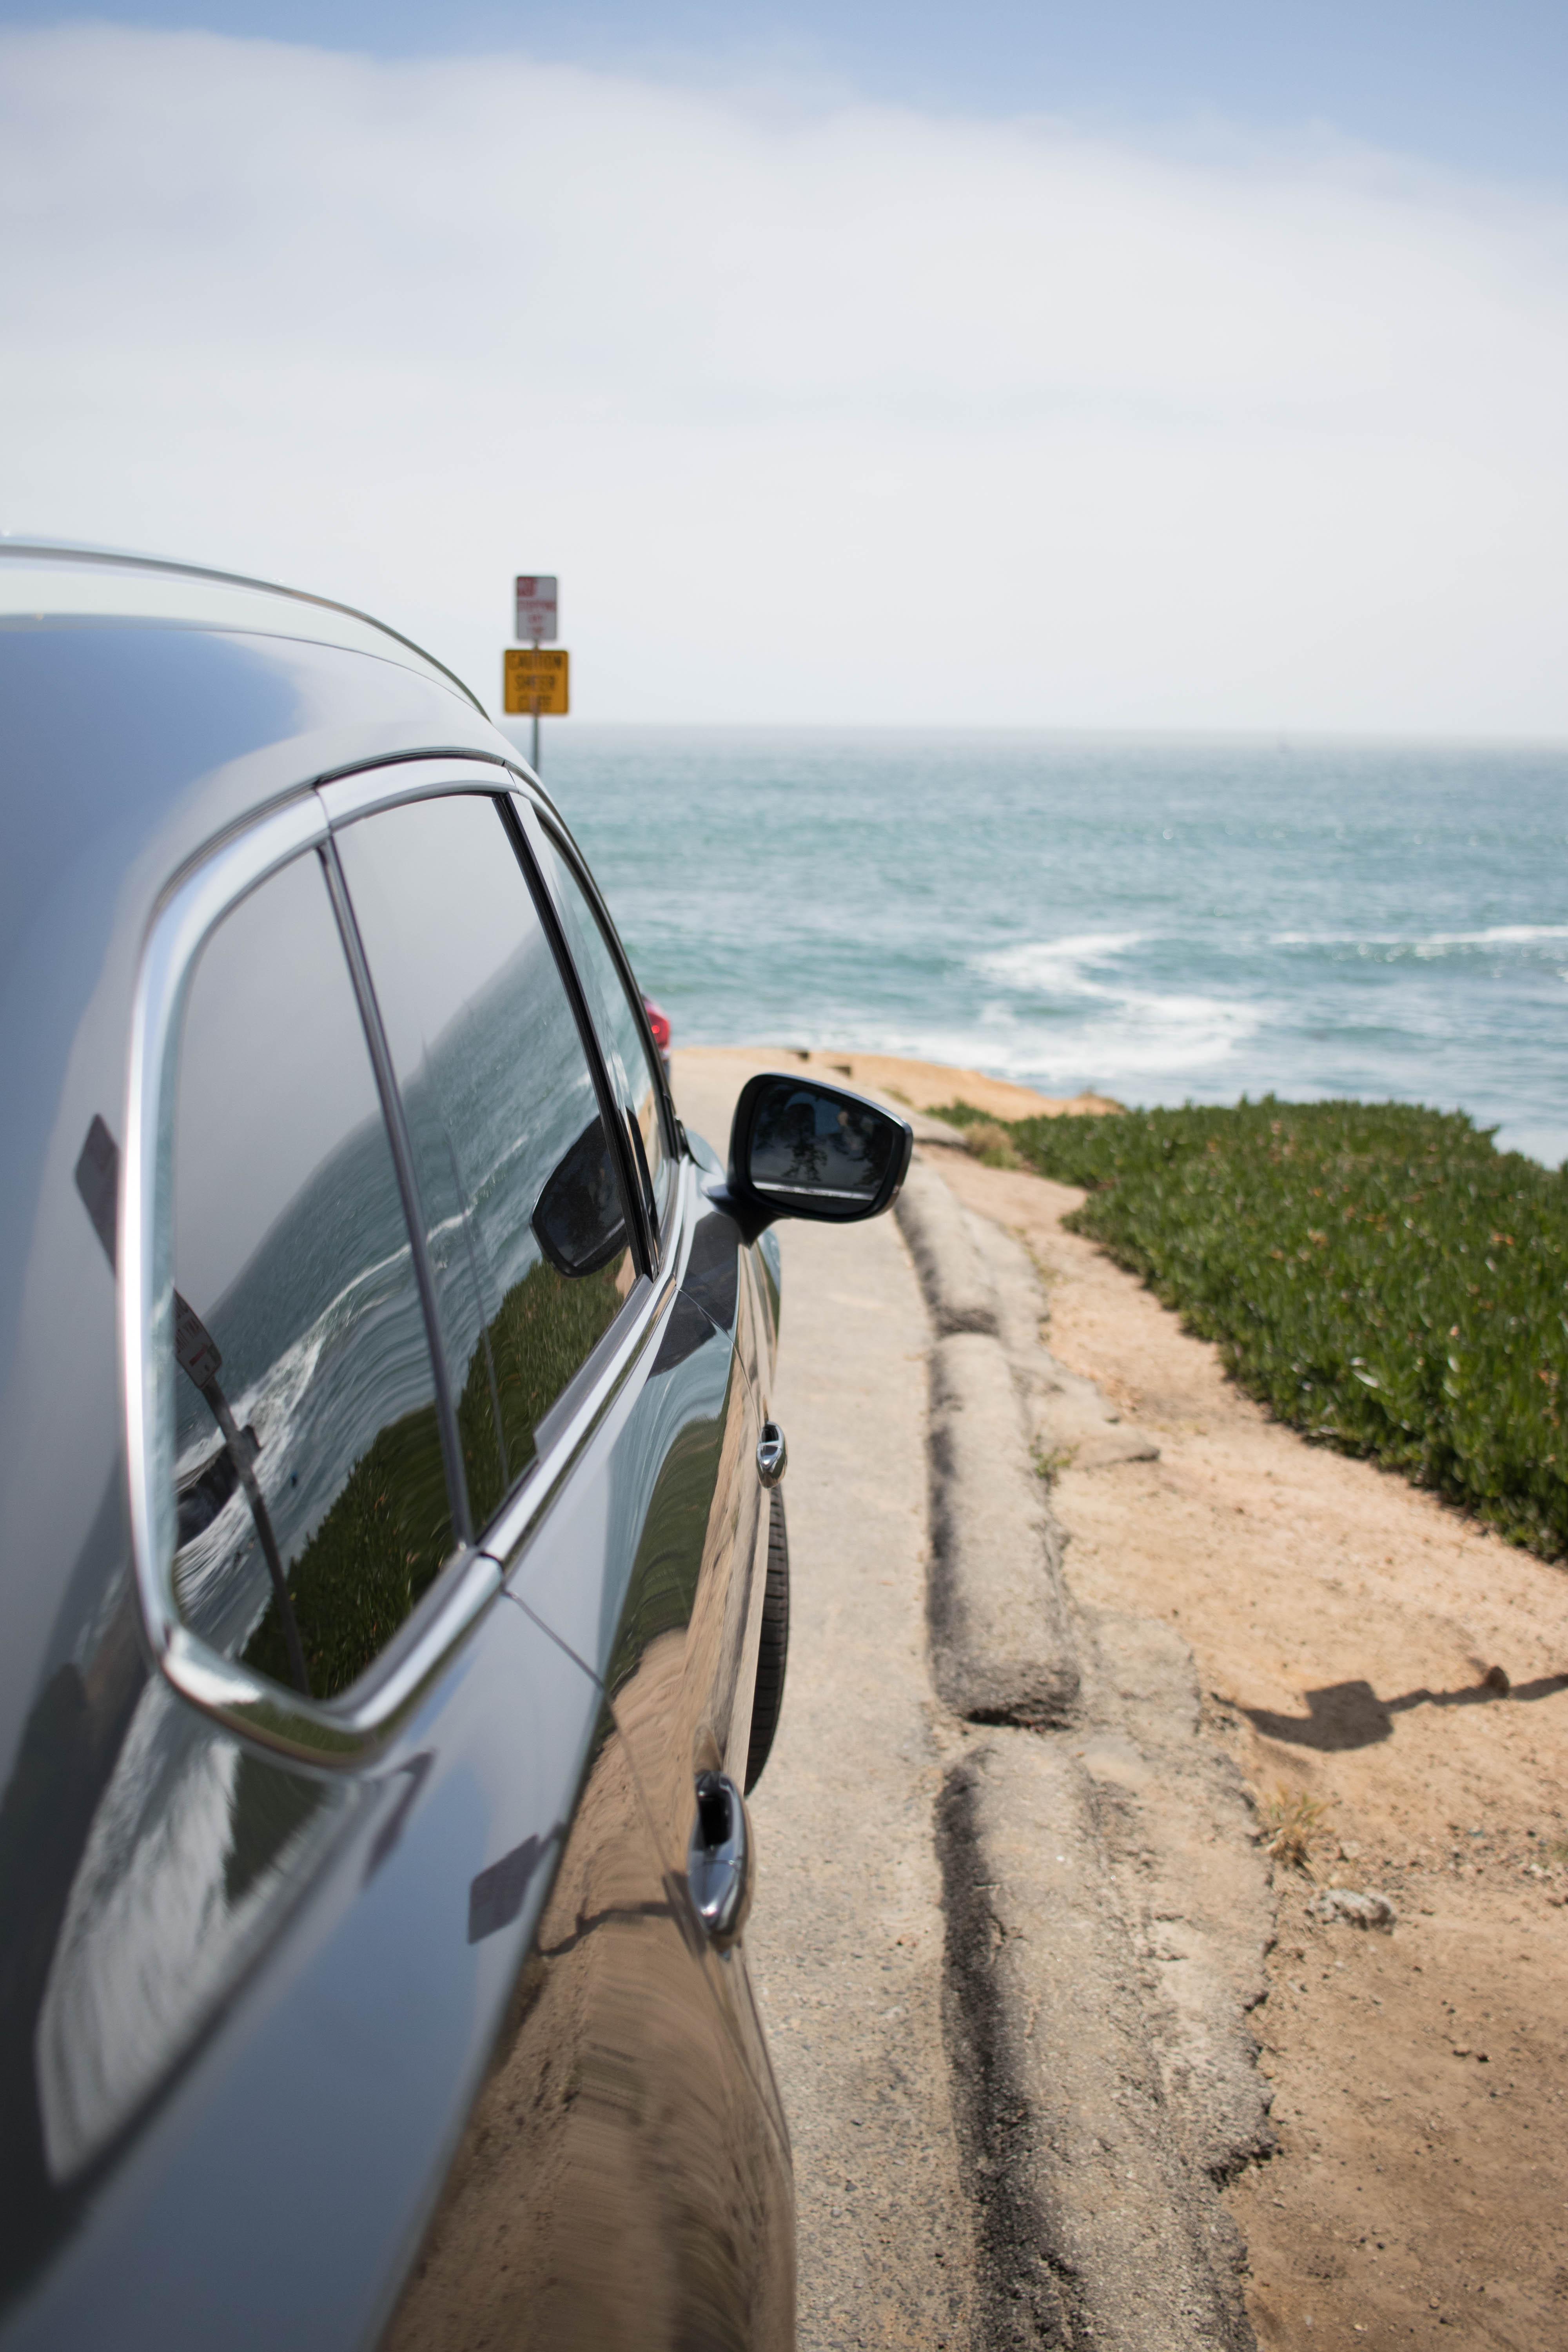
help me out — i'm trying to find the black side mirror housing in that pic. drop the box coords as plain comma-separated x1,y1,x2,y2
533,1115,631,1277
712,1073,913,1241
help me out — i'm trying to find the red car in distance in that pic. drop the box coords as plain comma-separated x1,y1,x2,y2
642,993,671,1076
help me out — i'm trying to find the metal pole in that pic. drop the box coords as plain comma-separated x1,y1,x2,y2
198,1374,312,1697
531,634,541,773
73,1119,311,1694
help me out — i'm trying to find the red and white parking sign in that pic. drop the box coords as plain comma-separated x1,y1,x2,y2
514,575,558,643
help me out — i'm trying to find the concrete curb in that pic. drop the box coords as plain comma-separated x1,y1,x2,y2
895,1154,1002,1338
927,1332,1079,1727
897,1156,1081,1727
939,1742,1256,2352
897,1147,1271,2352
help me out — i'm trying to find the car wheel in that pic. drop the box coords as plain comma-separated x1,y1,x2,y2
744,1487,790,1793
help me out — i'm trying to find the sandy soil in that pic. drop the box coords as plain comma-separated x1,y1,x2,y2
935,1145,1568,2352
676,1044,1120,1127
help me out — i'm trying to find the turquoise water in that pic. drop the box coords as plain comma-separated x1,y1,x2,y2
524,729,1568,1167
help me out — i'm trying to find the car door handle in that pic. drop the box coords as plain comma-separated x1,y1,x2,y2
687,1772,753,1950
756,1421,787,1487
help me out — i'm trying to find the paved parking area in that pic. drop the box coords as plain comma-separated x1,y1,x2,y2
675,1053,975,2352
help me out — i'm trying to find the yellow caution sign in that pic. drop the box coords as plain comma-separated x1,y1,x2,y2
503,647,570,715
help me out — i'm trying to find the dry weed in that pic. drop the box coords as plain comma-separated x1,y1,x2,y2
964,1120,1021,1170
1258,1787,1332,1876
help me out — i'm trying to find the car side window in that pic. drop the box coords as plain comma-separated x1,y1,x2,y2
333,793,637,1532
529,819,674,1246
169,851,457,1704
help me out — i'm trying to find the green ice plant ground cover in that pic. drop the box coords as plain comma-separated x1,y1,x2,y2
933,1097,1568,1563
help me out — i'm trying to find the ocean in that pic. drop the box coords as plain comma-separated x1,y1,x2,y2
523,729,1568,1169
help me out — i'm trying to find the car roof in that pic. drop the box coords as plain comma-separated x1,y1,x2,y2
0,537,483,714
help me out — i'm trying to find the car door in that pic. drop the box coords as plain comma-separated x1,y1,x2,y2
506,796,784,2082
315,767,793,2349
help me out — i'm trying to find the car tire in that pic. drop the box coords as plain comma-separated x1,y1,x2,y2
744,1487,790,1794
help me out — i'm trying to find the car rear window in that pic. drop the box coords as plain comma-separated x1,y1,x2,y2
334,793,637,1532
169,850,457,1703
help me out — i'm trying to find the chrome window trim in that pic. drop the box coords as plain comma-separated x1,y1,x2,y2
123,786,693,1768
497,791,661,1282
316,755,512,829
508,793,678,1265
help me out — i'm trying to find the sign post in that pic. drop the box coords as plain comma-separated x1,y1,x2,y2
510,574,561,773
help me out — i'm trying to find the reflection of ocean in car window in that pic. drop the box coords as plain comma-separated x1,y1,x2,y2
170,852,453,1696
400,925,599,1309
335,796,635,1530
171,1101,434,1657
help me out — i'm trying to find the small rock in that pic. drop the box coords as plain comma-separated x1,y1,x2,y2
1309,1887,1397,1932
1338,1840,1363,1862
1483,1664,1511,1695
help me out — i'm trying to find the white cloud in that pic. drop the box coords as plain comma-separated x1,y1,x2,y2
3,24,1568,727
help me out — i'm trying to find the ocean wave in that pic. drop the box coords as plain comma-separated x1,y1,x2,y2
1273,924,1568,956
976,933,1144,998
858,980,1265,1089
963,929,1261,1080
1055,995,1264,1078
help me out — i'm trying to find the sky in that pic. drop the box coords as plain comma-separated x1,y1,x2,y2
3,3,1567,728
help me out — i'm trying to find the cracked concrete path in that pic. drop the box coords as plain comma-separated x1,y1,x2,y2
676,1053,977,2352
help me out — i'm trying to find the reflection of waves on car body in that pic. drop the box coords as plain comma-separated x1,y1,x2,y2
34,1673,350,2184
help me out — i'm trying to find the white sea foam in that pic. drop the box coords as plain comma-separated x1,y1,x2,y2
1273,924,1568,954
977,932,1145,997
1054,994,1264,1079
965,929,1263,1082
1414,925,1568,956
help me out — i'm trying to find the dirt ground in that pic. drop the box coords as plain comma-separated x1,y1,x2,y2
685,1044,1120,1126
935,1145,1568,2352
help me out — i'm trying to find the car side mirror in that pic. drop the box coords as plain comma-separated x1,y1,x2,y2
533,1115,630,1277
718,1073,913,1240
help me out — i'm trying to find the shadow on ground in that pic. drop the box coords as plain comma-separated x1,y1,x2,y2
1240,1672,1568,1751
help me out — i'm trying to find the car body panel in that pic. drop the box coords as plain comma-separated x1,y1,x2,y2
380,1686,793,2352
6,1589,603,2352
